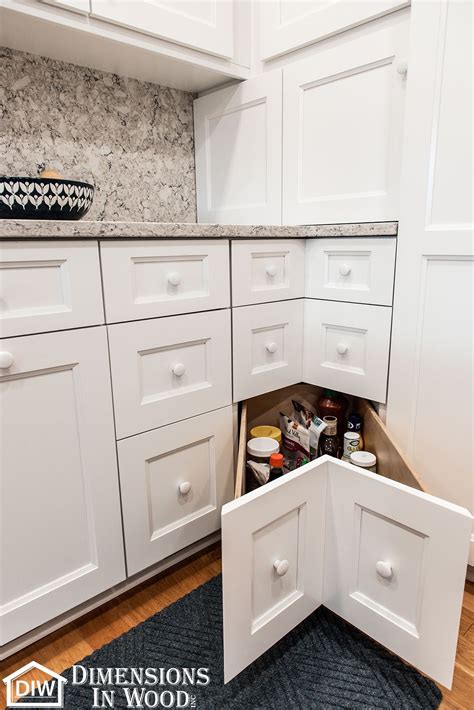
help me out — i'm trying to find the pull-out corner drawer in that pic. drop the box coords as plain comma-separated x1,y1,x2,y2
0,241,104,338
231,239,305,306
118,406,234,576
232,299,304,402
108,309,232,439
303,299,391,402
305,238,396,306
100,240,230,323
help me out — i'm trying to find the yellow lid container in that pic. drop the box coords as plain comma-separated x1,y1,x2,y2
249,425,282,445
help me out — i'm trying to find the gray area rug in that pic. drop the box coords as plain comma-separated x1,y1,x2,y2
14,575,442,708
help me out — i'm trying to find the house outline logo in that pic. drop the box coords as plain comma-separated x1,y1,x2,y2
3,661,67,708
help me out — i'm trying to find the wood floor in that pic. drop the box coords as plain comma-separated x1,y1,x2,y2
1,545,472,709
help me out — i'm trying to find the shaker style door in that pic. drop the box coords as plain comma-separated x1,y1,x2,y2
222,459,328,682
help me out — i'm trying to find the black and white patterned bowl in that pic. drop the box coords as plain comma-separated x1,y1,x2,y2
0,177,95,220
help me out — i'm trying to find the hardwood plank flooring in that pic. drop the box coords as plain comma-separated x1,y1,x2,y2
1,547,472,709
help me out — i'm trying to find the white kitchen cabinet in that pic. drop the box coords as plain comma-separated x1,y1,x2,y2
231,240,305,306
222,456,472,687
259,0,408,61
90,0,233,59
40,0,90,13
283,24,408,224
118,407,234,576
303,299,392,402
108,309,232,439
194,71,283,225
232,299,304,402
100,240,230,323
305,238,396,306
0,327,125,644
0,241,104,338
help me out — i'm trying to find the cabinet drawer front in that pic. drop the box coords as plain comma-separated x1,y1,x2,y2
101,241,230,323
305,238,396,306
0,242,104,338
232,240,305,306
108,309,232,439
232,300,304,402
303,300,391,402
118,407,234,576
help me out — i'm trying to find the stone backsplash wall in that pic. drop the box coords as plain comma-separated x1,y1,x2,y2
0,48,196,222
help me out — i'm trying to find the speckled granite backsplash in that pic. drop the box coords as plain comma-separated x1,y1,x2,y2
0,48,197,222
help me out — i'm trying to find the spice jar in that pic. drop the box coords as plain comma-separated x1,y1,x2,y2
343,431,361,461
318,416,339,457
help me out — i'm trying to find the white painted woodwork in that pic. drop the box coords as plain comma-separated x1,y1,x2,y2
90,0,233,59
323,458,472,689
222,458,327,683
232,299,304,402
222,456,472,687
0,327,125,644
305,238,396,306
303,300,392,402
0,242,104,338
231,240,305,306
282,24,408,224
386,0,474,564
100,241,230,323
194,71,283,225
259,0,408,60
108,309,232,439
118,407,234,576
40,0,90,13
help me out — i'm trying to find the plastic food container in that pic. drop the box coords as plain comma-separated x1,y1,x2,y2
247,437,280,464
349,450,377,472
250,425,282,445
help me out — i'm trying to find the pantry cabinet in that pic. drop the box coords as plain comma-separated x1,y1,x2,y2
0,327,125,644
222,456,472,688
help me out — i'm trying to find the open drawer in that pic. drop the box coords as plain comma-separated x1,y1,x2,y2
222,385,472,688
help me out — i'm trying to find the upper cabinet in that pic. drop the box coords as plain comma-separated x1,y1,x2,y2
259,0,408,60
90,0,233,59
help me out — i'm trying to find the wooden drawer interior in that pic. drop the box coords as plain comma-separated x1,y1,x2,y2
234,383,425,500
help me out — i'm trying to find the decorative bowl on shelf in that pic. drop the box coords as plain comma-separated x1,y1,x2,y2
0,177,95,220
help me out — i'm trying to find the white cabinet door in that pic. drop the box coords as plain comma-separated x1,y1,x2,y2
222,457,472,687
222,459,327,683
259,0,407,60
90,0,233,59
194,71,282,225
41,0,90,13
0,327,125,644
303,299,392,402
108,309,232,439
119,407,234,576
100,240,230,323
232,299,304,402
283,24,408,224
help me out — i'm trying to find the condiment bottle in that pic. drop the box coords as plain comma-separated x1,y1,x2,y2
342,431,361,461
317,389,347,436
269,453,284,482
347,413,364,448
318,416,339,457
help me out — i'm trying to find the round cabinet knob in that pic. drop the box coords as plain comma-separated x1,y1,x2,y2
336,342,348,355
172,363,186,377
266,264,277,277
339,263,351,276
179,481,192,495
0,351,14,369
167,271,181,287
396,60,408,75
376,560,393,580
266,342,278,354
273,559,289,577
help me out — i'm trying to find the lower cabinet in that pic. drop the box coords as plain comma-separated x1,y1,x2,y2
117,407,234,576
0,327,125,645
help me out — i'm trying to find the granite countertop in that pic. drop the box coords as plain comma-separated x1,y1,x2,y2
0,220,397,239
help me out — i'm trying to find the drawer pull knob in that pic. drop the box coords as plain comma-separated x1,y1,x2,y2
0,351,14,369
179,481,191,495
167,271,181,287
266,264,277,277
273,559,289,577
339,263,351,276
266,342,278,354
376,560,393,579
336,342,348,355
172,363,186,377
396,60,408,75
